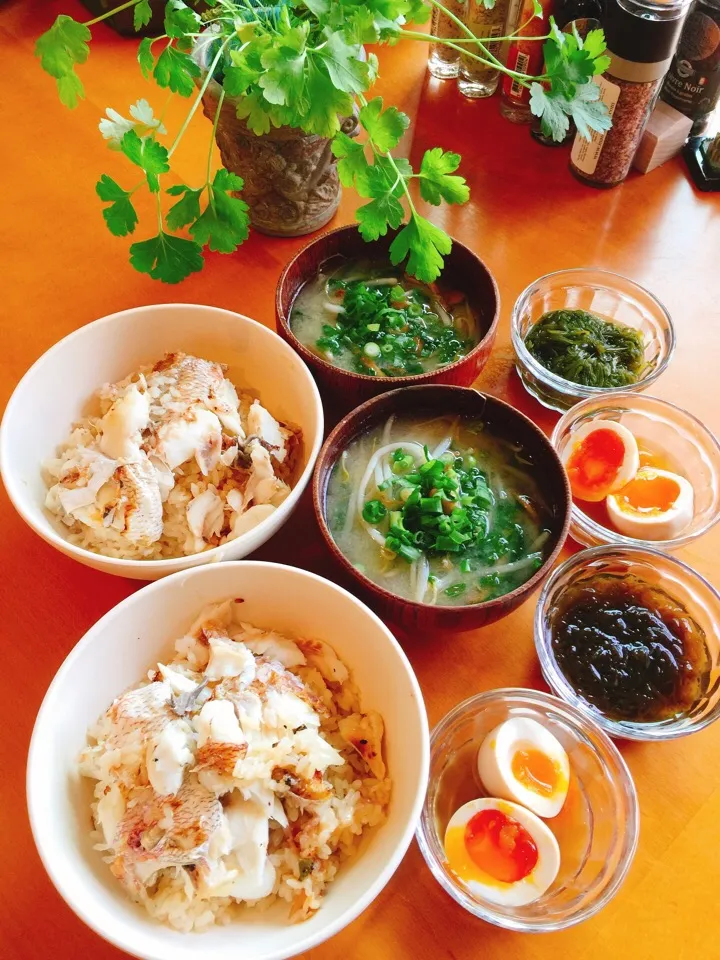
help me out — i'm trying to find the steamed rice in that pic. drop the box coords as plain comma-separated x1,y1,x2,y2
43,352,302,560
79,600,391,930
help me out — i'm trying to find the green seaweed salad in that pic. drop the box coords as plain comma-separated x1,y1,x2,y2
291,260,476,377
524,309,647,388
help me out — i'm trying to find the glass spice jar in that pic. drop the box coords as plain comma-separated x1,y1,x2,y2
570,0,690,188
499,0,555,122
458,0,512,98
428,0,466,80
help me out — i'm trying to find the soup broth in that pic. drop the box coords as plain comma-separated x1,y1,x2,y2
326,414,552,607
290,258,477,377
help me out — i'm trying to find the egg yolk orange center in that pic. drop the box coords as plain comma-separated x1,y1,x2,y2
566,429,626,496
463,809,538,883
511,747,560,798
615,472,680,514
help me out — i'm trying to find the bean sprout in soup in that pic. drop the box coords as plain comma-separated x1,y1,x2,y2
326,414,552,606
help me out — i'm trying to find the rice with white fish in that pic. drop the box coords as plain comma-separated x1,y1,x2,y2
43,352,301,560
80,600,391,931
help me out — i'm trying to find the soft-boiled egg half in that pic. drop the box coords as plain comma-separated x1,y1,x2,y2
444,797,560,906
607,466,694,540
477,717,570,819
563,421,640,502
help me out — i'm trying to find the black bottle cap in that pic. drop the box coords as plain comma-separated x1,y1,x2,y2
604,0,687,63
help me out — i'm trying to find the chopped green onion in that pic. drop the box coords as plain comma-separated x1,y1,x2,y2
364,342,380,358
445,583,467,598
362,500,387,524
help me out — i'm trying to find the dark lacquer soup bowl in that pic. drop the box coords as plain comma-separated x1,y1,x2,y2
313,385,572,633
276,225,500,414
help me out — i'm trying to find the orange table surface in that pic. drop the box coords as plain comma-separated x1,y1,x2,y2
2,3,720,959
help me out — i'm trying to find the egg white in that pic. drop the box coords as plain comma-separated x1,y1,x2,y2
562,420,640,502
606,467,694,541
444,797,561,907
477,718,570,819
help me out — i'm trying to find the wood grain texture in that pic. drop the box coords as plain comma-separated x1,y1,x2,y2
2,2,720,959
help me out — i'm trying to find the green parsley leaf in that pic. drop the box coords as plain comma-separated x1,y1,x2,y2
164,0,201,39
318,30,370,95
120,129,170,192
417,148,469,206
303,0,330,15
223,59,260,98
138,37,155,79
35,15,91,108
531,0,542,14
389,214,452,284
235,90,272,135
153,44,201,97
359,97,410,153
190,169,250,253
331,132,371,190
548,15,565,46
166,184,203,230
568,81,612,139
303,60,353,137
133,0,153,31
529,82,570,141
259,25,308,110
129,231,204,283
96,175,138,237
356,192,405,241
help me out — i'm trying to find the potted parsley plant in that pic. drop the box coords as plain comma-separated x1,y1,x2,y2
36,0,612,284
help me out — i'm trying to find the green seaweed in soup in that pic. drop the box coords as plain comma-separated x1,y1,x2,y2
326,415,552,607
290,259,476,377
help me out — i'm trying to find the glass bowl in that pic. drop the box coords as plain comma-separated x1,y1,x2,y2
511,268,675,412
535,546,720,742
416,688,639,932
551,393,720,551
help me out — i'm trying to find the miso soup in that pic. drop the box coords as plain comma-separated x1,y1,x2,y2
291,258,477,377
326,414,552,607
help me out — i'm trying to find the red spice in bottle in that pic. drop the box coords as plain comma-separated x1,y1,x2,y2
500,0,554,123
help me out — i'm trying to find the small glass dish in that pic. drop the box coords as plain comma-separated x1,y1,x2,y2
535,546,720,742
511,268,675,412
416,688,639,932
551,393,720,551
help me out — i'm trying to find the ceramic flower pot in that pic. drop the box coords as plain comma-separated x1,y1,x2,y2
199,78,355,237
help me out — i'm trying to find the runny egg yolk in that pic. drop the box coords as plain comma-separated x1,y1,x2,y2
614,471,680,514
455,809,539,884
565,428,626,499
511,748,561,799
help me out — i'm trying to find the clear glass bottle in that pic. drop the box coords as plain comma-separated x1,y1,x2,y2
458,0,511,99
428,1,466,80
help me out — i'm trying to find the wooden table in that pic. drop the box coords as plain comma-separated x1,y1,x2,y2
2,3,719,958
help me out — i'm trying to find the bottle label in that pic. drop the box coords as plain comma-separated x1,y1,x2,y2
661,5,720,119
570,75,621,174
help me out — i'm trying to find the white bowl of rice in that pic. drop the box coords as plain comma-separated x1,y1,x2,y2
27,561,429,960
0,304,323,579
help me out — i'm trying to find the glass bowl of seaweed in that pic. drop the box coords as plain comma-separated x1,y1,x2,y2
511,268,675,412
535,545,720,741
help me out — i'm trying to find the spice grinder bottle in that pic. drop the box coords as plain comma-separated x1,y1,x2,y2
570,0,689,188
499,0,555,122
428,0,466,80
661,0,720,134
458,0,512,98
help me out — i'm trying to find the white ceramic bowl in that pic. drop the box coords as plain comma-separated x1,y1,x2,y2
27,561,429,960
0,304,323,579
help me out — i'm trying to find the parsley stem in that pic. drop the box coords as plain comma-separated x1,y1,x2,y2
167,35,231,159
206,88,225,186
83,0,142,27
